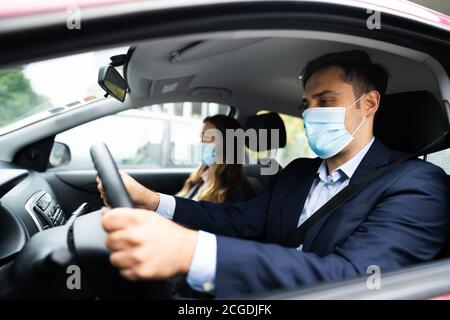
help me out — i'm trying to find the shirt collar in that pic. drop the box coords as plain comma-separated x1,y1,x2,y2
317,137,375,183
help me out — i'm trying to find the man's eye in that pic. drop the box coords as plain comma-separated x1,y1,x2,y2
319,99,333,106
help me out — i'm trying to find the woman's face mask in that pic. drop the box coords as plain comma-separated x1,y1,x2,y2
302,95,366,159
199,121,219,166
200,143,216,166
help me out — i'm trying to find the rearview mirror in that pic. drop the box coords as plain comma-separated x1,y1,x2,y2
49,142,71,168
98,65,127,102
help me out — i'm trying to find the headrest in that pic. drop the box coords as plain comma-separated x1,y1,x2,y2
374,91,449,154
244,112,287,151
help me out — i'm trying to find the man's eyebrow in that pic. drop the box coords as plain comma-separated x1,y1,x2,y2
302,90,340,105
303,90,340,101
314,90,340,98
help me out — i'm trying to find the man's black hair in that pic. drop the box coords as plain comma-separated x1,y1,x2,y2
302,50,390,99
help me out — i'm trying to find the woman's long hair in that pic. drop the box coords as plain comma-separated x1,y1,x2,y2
177,115,247,203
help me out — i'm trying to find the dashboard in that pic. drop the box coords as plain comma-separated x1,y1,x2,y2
0,163,67,265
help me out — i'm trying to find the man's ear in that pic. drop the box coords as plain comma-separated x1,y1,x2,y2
363,91,381,117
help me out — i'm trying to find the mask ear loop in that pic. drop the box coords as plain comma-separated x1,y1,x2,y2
345,94,366,136
351,116,366,136
345,94,364,111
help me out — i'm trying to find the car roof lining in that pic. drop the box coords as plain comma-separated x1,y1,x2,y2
126,30,442,120
1,29,449,163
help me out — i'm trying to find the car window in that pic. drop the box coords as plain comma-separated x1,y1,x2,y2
426,148,450,174
53,102,230,170
0,46,128,136
247,110,315,167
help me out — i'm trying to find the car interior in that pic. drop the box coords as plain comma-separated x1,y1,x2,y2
0,28,450,299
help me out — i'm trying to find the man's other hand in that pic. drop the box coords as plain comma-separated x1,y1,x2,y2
96,172,160,211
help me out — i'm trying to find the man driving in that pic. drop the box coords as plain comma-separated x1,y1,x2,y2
98,50,450,298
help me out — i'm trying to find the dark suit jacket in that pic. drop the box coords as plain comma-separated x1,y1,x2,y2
172,139,450,298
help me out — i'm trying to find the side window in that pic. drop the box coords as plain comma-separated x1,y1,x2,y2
54,102,230,170
426,149,450,174
247,110,315,167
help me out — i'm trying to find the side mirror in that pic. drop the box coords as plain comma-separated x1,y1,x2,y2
49,142,71,168
98,65,127,102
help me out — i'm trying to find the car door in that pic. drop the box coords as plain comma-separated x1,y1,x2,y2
43,102,231,214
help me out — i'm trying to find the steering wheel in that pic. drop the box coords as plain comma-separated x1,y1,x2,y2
67,143,170,298
2,143,169,299
90,143,134,208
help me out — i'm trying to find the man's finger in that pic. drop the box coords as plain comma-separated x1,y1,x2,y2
101,210,147,232
120,268,139,281
97,182,105,192
100,194,108,206
109,250,136,269
100,194,110,207
105,229,140,251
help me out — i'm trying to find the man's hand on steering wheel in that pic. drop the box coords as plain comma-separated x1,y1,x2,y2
96,171,160,211
90,143,199,284
101,207,198,281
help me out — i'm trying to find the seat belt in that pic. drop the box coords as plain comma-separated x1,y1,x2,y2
286,132,450,248
187,181,203,199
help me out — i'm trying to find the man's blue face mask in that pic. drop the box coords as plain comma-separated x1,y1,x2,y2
302,95,365,159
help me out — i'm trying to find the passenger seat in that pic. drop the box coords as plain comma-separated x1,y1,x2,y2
374,90,450,259
243,112,287,195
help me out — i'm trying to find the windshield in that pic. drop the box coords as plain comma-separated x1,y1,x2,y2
0,46,128,135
